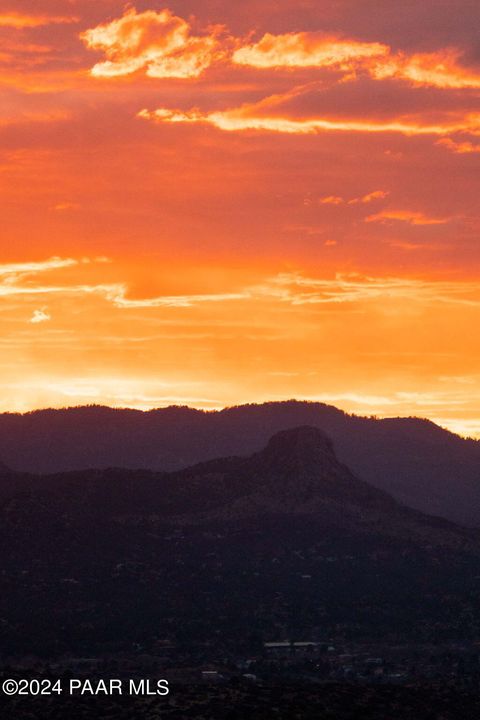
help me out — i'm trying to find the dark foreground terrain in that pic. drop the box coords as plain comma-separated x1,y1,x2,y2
2,679,480,720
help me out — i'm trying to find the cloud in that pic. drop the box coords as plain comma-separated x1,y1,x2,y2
0,257,248,308
0,282,118,300
81,13,480,95
30,309,51,324
437,138,480,154
138,105,480,137
105,273,480,312
3,260,479,314
349,190,389,204
0,257,77,280
0,13,78,29
320,190,388,205
365,210,450,226
233,33,388,70
108,287,249,309
1,280,244,307
373,50,480,89
264,272,480,308
233,32,480,90
320,195,344,205
51,202,80,212
0,257,114,301
81,8,223,79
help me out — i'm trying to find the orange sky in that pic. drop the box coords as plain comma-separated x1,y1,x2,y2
1,0,480,436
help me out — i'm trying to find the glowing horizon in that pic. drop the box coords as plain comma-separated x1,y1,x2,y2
1,2,480,437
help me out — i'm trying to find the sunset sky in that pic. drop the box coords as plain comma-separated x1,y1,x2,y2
1,0,480,436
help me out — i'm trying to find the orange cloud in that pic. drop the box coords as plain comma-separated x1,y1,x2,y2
109,287,249,309
320,191,388,205
233,33,388,70
233,32,480,90
81,8,223,79
349,190,389,204
0,13,78,28
373,50,480,89
365,210,450,226
320,195,344,205
81,13,480,98
437,137,480,154
51,202,80,212
138,106,480,137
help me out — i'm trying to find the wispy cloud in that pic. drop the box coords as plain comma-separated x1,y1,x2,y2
2,260,480,316
320,190,388,205
107,273,480,311
0,13,78,29
365,210,450,226
0,257,77,279
108,287,250,308
138,106,480,138
0,258,248,308
264,272,480,307
0,258,110,300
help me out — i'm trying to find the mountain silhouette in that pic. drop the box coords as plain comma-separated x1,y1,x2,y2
0,402,479,525
0,426,474,546
1,427,479,660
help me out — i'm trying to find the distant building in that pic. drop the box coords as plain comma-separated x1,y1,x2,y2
264,641,319,657
201,670,223,683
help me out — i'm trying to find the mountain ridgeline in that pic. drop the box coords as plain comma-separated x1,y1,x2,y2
0,401,479,525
